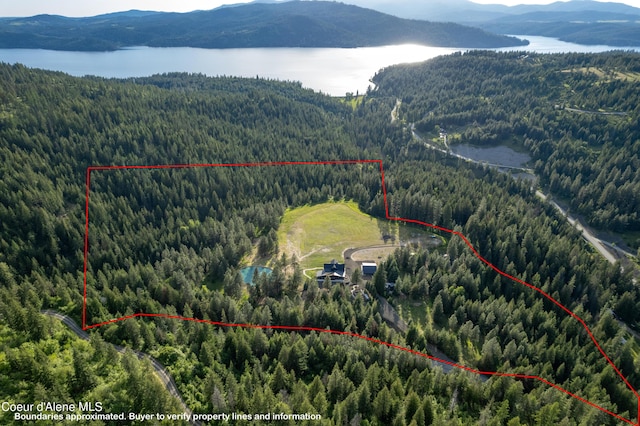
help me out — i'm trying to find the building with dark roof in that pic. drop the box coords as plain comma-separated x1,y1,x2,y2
316,259,346,286
361,262,377,275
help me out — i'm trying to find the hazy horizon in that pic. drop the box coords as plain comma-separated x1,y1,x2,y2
1,0,639,18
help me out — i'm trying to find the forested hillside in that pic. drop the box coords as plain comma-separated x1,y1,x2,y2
1,61,639,424
372,51,640,238
0,1,526,51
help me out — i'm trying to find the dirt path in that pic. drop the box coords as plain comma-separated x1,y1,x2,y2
303,267,322,279
391,98,401,123
376,295,407,333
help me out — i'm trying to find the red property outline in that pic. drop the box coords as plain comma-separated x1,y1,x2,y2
83,160,639,425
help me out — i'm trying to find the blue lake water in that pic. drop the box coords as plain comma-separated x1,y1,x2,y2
1,36,637,96
0,44,457,96
240,266,272,285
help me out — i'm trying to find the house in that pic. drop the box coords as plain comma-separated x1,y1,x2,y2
316,259,346,285
361,262,377,276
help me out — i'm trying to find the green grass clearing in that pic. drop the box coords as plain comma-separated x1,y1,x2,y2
277,200,401,269
340,95,365,110
562,67,640,82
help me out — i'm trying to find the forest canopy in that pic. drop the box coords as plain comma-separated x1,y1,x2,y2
1,56,639,425
371,50,640,237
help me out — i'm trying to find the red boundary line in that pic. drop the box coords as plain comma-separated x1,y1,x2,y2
82,159,640,425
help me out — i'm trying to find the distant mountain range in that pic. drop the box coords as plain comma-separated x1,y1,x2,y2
349,0,640,47
0,1,527,51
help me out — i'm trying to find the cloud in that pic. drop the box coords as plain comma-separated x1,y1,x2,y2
0,0,252,17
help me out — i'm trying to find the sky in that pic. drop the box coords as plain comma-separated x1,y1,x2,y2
1,0,640,17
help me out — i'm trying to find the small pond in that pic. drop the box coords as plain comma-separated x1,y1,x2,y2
450,144,531,169
240,266,273,285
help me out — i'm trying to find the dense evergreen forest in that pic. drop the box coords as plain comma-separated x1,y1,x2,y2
0,56,639,425
371,51,640,238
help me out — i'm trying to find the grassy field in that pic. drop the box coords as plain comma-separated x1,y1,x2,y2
562,67,640,83
277,200,400,269
340,95,365,110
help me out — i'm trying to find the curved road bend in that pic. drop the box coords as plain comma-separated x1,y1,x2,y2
409,118,631,265
412,123,627,265
41,310,200,426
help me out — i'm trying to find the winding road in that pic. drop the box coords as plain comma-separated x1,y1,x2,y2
41,310,200,426
409,120,634,266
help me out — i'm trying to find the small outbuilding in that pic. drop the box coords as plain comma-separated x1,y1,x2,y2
361,262,377,275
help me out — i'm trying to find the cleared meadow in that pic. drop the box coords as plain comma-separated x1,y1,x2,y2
277,200,397,269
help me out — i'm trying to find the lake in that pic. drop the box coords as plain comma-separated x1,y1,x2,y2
450,144,531,170
0,44,457,96
449,143,537,181
1,36,638,96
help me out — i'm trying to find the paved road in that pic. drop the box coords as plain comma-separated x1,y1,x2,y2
41,310,200,426
42,310,90,339
412,124,534,174
414,128,631,266
410,117,635,264
535,191,619,264
411,121,634,266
